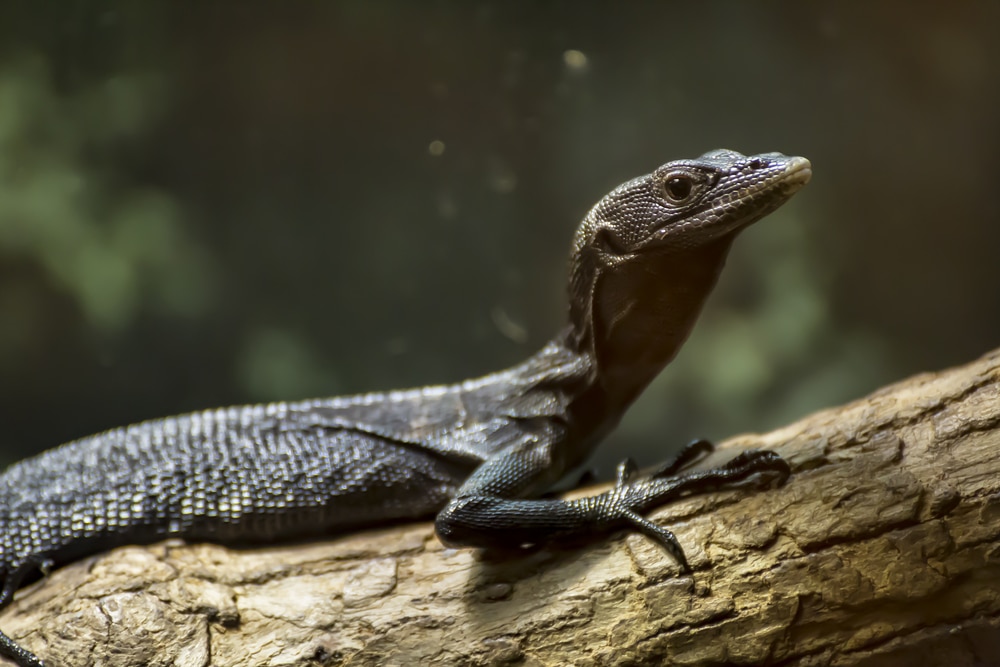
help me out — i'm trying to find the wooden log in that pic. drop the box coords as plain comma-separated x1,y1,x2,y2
4,349,1000,666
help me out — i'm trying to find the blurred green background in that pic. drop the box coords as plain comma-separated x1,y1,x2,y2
0,2,997,476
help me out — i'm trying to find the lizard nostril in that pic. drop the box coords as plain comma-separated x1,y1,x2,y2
748,157,765,170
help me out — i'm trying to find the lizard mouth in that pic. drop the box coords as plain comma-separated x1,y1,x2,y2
781,157,813,190
735,155,813,209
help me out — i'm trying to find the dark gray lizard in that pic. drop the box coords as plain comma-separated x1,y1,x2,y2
0,149,811,666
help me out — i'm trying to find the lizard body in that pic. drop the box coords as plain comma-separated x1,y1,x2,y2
0,149,810,666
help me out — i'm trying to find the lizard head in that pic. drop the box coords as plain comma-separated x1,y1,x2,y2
566,150,811,403
571,149,811,260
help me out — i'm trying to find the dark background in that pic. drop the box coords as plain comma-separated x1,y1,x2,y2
0,2,997,475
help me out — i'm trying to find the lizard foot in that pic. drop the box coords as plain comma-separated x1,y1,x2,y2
603,448,791,571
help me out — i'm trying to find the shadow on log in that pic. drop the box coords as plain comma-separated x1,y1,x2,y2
3,349,1000,666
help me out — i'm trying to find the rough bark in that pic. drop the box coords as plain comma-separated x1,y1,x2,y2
3,349,1000,667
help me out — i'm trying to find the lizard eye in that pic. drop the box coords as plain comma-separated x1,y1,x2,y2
663,176,694,202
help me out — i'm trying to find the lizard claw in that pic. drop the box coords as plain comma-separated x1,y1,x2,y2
618,507,691,572
615,458,639,486
718,449,791,489
613,438,714,489
649,438,715,479
602,447,790,570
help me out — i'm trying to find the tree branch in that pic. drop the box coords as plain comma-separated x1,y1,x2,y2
4,349,1000,666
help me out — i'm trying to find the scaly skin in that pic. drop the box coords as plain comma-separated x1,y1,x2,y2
0,150,810,666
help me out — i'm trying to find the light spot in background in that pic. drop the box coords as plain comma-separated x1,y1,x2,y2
563,49,588,71
428,140,445,156
491,306,528,344
487,158,517,194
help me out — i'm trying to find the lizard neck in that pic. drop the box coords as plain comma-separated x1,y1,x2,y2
505,235,737,449
564,234,736,417
496,151,810,450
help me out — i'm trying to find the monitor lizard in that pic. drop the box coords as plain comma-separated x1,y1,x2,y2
0,149,811,666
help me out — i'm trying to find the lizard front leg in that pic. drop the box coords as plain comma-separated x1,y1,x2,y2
434,440,790,570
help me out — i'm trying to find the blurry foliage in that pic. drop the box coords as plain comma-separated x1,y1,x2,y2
0,56,214,332
239,328,340,401
0,2,997,474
